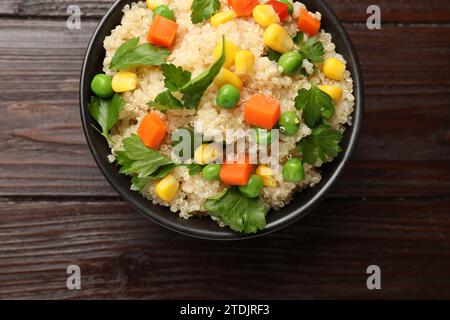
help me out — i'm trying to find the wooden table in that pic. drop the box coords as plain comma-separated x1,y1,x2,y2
0,0,449,299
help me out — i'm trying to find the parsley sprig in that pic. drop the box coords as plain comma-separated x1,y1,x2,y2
191,0,220,24
295,85,334,128
109,37,170,71
115,134,174,192
298,36,325,63
298,125,343,165
204,188,266,234
88,94,125,142
148,36,226,109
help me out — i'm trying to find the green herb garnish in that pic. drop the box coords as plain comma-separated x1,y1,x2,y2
88,94,125,141
109,37,170,71
161,63,192,91
293,32,304,45
130,163,178,192
115,134,173,179
294,85,334,127
298,125,343,165
267,48,282,62
204,188,266,234
186,163,204,176
147,37,226,110
191,0,220,24
298,36,325,63
180,36,226,108
148,90,184,111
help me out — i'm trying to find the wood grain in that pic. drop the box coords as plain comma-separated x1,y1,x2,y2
0,198,449,299
0,20,449,197
2,0,450,22
0,0,450,300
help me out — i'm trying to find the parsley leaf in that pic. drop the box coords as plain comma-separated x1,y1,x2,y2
191,0,220,24
109,37,170,71
88,94,125,141
298,125,343,165
298,36,325,63
186,163,204,175
130,164,177,192
115,134,173,179
204,188,266,234
267,48,282,62
293,32,304,45
148,90,184,111
180,36,226,108
294,85,334,128
161,64,192,91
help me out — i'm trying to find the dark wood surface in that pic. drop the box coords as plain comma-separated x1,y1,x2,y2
0,0,449,299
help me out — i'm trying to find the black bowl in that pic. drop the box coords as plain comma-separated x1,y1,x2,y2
80,0,364,240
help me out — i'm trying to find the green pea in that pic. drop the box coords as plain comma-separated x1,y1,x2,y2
90,74,114,98
252,128,272,145
216,84,241,109
278,51,303,76
153,5,175,21
278,112,300,136
279,0,294,15
282,158,304,183
202,164,221,181
239,175,264,198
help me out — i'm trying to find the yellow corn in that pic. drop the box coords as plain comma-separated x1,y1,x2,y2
213,39,239,69
194,144,221,165
211,10,237,27
256,165,277,187
319,85,343,102
253,4,280,27
323,57,346,80
146,0,165,10
155,174,179,203
111,71,138,93
263,23,294,54
214,68,243,90
235,50,255,75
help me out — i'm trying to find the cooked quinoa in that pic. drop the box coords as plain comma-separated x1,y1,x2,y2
93,0,354,232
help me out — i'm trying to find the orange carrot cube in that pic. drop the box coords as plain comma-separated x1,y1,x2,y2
220,155,254,186
137,112,167,149
244,94,281,130
147,15,178,48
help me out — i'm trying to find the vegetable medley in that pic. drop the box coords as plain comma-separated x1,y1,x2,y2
88,0,354,234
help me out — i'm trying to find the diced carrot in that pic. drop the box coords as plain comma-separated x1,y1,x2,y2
227,0,259,17
266,0,289,22
244,94,281,130
137,112,167,149
297,8,320,36
220,155,254,186
147,15,178,48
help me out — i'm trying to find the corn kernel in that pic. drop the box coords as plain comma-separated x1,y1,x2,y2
213,39,239,68
111,71,138,93
194,144,221,165
256,165,277,187
211,10,237,27
155,174,179,203
323,57,346,80
214,68,243,90
235,50,255,75
146,0,165,10
319,85,343,102
253,5,280,27
263,23,294,54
